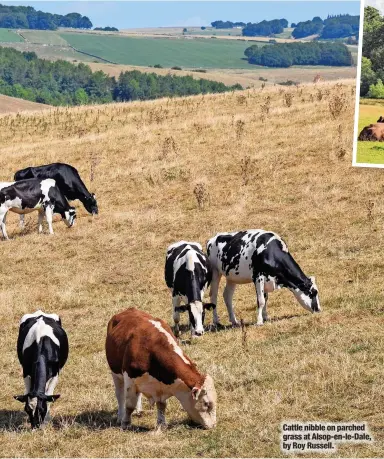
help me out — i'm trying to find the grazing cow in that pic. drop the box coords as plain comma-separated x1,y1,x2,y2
358,123,384,141
0,178,76,239
207,230,321,326
14,310,69,428
15,163,98,215
106,308,217,431
165,241,215,337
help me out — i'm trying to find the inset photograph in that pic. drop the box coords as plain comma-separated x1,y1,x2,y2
356,2,384,165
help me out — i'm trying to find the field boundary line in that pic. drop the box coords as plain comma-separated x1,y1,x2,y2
68,45,118,64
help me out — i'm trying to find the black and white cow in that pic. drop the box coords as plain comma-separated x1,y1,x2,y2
15,163,98,216
0,178,76,239
207,230,321,326
165,241,215,337
14,310,69,429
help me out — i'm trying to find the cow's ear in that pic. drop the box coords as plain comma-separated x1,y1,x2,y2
46,394,60,402
203,303,216,311
175,304,189,313
14,395,27,403
191,387,201,400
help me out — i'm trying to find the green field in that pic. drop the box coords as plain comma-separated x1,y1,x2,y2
21,30,69,45
356,103,384,164
60,33,262,68
0,28,24,42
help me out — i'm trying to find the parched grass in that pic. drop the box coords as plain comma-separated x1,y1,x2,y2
0,80,382,457
356,103,384,164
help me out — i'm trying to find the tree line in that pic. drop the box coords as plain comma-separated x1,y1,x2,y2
94,26,119,32
292,14,359,39
242,19,288,37
360,6,384,98
0,3,92,30
211,21,246,29
0,47,242,106
244,41,353,68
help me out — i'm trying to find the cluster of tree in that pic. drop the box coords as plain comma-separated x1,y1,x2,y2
211,20,246,29
242,19,288,37
291,16,324,38
0,4,92,30
292,14,359,39
0,47,242,106
321,14,360,39
94,26,119,32
244,41,353,68
360,6,384,97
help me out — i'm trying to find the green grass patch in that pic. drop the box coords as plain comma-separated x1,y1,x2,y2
0,28,23,43
60,33,262,68
21,30,68,46
356,103,384,164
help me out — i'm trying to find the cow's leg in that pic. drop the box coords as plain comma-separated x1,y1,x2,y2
172,295,181,337
156,401,167,431
0,209,9,240
210,269,222,326
263,293,269,322
223,280,239,326
123,387,139,429
44,375,59,422
255,276,266,326
24,376,31,395
45,204,54,235
122,374,139,429
37,209,44,234
19,214,25,229
111,372,125,424
135,393,143,417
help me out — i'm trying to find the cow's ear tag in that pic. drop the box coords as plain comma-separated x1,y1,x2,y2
191,387,201,400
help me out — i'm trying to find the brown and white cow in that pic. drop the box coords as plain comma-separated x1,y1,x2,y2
105,308,217,431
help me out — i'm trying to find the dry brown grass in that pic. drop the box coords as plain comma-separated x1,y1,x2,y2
0,94,51,114
0,80,382,458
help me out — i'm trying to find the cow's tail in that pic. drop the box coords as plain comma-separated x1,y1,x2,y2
186,251,195,272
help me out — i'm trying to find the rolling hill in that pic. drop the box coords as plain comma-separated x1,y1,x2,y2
0,79,382,457
0,94,50,114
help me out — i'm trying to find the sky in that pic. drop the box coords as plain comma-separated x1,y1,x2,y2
367,0,384,13
3,1,361,29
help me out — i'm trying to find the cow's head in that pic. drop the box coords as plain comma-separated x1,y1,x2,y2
292,276,321,313
84,194,98,215
63,207,76,227
14,393,60,428
179,375,217,429
175,302,216,337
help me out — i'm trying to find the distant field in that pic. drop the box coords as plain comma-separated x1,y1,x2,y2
88,62,357,88
0,42,104,63
20,30,69,46
0,28,23,42
274,27,294,39
356,103,384,164
60,33,260,68
0,94,50,114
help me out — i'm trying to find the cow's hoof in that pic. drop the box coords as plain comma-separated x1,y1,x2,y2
210,323,225,331
256,322,264,327
152,424,167,435
121,422,132,430
232,322,241,328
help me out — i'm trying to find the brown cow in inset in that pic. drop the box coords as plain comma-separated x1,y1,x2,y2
105,308,217,431
358,122,384,141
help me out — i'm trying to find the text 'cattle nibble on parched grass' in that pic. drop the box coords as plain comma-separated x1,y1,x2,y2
280,422,373,453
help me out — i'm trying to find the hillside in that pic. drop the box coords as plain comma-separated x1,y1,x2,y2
0,94,50,113
0,80,382,457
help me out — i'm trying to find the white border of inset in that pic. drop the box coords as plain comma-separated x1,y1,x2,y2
352,0,384,168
